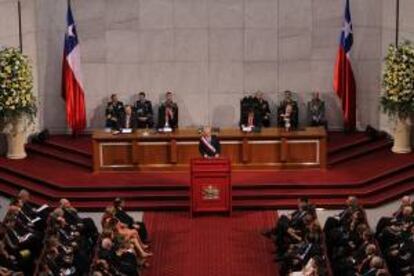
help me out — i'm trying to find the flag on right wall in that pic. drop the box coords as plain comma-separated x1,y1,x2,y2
333,0,356,131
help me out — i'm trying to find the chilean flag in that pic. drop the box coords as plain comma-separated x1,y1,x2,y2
62,2,86,135
333,0,356,131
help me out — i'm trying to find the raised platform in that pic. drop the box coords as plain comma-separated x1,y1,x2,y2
0,130,413,210
92,127,327,172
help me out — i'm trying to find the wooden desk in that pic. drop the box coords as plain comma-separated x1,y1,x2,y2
92,127,327,172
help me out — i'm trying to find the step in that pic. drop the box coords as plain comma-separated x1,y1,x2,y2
232,169,414,199
328,134,372,155
26,144,92,169
328,139,392,166
0,172,190,202
0,166,188,191
70,199,190,211
43,140,92,158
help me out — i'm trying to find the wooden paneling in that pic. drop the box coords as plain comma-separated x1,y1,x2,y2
286,141,318,164
136,142,169,165
92,127,327,172
248,141,281,164
101,143,134,168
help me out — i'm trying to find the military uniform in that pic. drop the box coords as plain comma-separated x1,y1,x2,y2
105,101,124,129
307,98,327,128
158,101,178,129
254,97,271,127
134,99,154,128
277,99,299,129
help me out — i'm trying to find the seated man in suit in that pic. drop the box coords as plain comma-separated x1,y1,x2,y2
117,105,137,130
134,92,154,129
158,91,178,129
277,90,299,129
307,92,327,128
254,91,271,127
199,126,221,158
240,107,262,129
105,94,124,129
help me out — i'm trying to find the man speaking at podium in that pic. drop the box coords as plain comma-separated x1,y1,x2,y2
199,126,221,158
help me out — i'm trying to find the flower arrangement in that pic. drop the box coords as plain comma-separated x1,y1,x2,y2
0,47,37,131
381,41,414,119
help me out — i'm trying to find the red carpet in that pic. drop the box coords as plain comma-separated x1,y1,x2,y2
142,211,278,276
1,131,414,209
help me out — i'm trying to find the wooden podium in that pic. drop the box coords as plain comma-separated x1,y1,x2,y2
190,158,232,216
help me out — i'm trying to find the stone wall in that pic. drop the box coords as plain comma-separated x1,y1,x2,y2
0,0,405,133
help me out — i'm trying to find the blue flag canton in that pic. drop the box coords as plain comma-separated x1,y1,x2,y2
64,4,79,55
339,0,353,53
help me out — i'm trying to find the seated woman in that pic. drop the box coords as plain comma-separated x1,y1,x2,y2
199,126,221,158
105,218,152,259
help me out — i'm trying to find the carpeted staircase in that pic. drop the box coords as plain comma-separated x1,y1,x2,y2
0,132,413,211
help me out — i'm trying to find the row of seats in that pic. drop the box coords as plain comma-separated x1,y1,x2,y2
376,196,414,276
262,197,331,275
0,190,150,276
265,195,413,276
90,198,151,276
324,196,389,276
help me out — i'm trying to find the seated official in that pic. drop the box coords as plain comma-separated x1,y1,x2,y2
277,90,299,129
105,94,125,129
240,107,262,129
134,91,154,129
116,105,137,130
280,103,294,131
254,91,271,127
376,198,414,276
199,126,221,158
307,92,327,128
158,91,178,129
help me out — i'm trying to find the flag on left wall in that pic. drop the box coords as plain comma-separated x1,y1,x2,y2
62,2,86,135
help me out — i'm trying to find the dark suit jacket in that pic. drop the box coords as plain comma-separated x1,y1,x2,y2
158,102,178,128
116,113,137,129
199,135,221,157
240,112,262,128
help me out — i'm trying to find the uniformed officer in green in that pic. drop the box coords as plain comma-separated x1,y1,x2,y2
105,94,125,129
134,92,154,128
277,90,299,129
308,92,327,128
158,91,178,129
254,90,271,127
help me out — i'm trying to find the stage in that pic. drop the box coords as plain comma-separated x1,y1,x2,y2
0,130,413,210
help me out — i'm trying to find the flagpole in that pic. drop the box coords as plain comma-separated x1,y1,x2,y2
17,0,23,52
396,0,400,46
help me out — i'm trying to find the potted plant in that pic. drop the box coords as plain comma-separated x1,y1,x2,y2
0,47,37,159
381,41,414,153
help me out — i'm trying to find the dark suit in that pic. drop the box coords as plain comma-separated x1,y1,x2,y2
240,112,262,128
199,135,221,157
158,102,178,129
117,113,137,129
134,100,154,128
277,100,299,129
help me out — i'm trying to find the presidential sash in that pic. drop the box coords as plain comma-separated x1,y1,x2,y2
201,136,216,155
